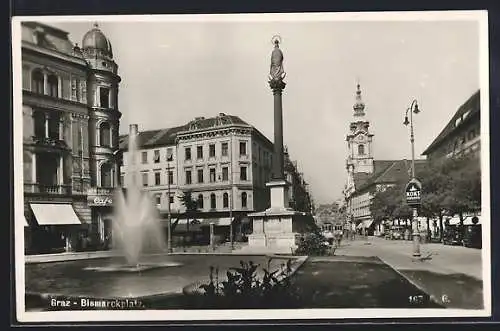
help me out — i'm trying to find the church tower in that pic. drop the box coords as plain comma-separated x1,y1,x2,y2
80,23,122,188
346,83,374,174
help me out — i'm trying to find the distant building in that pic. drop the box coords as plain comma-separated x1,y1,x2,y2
343,83,427,235
21,22,122,253
422,90,480,161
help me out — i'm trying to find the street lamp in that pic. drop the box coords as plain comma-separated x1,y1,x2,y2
404,99,421,257
166,157,172,253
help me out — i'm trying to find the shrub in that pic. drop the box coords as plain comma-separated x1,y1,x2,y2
295,232,333,256
193,259,299,309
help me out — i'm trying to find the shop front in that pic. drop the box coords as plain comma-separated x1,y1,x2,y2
26,202,83,254
87,189,114,250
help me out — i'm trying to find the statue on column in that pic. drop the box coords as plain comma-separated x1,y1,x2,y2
269,36,286,88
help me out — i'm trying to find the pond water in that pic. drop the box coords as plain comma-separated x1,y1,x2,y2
25,254,293,299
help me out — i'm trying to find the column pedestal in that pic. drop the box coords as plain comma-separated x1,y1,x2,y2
247,179,310,254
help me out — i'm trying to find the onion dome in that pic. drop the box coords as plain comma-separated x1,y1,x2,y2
82,23,113,58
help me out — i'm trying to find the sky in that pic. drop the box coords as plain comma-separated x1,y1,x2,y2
48,13,482,205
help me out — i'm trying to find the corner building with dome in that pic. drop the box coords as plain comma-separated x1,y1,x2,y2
21,22,122,254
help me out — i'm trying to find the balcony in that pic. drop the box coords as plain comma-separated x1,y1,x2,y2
87,187,115,195
24,183,71,195
29,136,69,150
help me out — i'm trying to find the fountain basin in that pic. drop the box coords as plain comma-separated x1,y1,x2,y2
83,262,183,273
25,254,300,310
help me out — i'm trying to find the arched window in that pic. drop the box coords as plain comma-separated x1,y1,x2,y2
197,194,204,209
31,69,44,94
210,193,216,209
241,192,248,208
99,122,111,147
358,144,365,155
223,192,229,208
47,74,58,97
100,163,113,187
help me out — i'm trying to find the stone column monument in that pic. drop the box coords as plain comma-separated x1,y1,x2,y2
247,36,309,254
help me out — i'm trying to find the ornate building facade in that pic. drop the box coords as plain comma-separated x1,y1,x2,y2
119,113,276,240
21,22,121,253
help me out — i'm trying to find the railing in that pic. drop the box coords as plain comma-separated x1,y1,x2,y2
87,187,115,195
24,183,71,194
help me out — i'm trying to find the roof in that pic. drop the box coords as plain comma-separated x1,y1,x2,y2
422,90,480,155
22,21,76,55
354,159,427,193
119,114,273,150
119,125,188,150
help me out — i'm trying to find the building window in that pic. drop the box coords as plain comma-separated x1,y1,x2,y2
197,169,204,183
223,192,229,208
166,148,174,162
168,170,174,185
33,111,46,138
142,151,148,164
142,173,148,187
210,193,216,209
241,192,248,208
31,69,44,94
99,122,111,147
197,194,204,209
47,74,58,97
197,146,203,159
155,194,161,206
221,142,228,156
120,174,124,186
169,196,174,204
154,172,161,186
358,144,365,155
153,150,160,163
100,163,113,187
100,87,110,108
222,167,229,181
209,144,216,157
185,147,191,160
210,168,216,183
185,170,192,185
239,141,247,155
240,166,247,181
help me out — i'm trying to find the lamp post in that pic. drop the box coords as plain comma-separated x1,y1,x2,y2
404,99,421,257
166,158,172,253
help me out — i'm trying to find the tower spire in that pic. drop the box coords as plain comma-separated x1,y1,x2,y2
353,81,366,117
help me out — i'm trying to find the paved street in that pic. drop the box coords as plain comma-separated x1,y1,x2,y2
335,237,484,309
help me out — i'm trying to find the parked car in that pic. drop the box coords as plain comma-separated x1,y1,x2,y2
462,224,482,248
443,225,462,245
390,226,406,240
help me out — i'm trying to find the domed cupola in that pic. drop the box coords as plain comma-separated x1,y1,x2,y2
82,23,113,58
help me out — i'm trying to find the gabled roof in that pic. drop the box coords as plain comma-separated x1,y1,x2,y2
354,159,427,193
422,90,480,156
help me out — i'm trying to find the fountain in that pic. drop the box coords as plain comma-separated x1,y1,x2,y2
85,124,181,272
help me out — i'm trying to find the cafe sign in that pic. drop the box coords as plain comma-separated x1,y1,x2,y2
405,178,422,206
87,195,113,207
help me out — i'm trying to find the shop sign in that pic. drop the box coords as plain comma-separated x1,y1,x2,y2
88,195,113,206
405,178,422,206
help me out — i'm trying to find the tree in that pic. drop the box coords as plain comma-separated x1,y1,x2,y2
177,190,199,242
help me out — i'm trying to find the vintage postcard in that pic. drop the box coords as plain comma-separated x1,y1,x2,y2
12,10,490,323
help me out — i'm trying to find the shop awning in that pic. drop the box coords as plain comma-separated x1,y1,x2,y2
23,216,29,227
200,218,234,227
30,203,82,225
356,220,373,229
